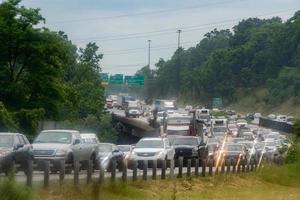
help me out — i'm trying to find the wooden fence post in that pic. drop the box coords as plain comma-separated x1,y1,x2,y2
187,159,191,177
201,159,206,177
226,159,230,173
122,160,127,183
152,160,157,180
232,159,236,173
170,159,175,179
221,159,225,174
132,160,137,181
99,165,105,184
143,160,148,180
208,159,213,176
161,160,166,179
26,159,33,187
195,159,199,177
44,160,50,188
74,160,79,186
59,159,65,185
111,160,116,182
178,157,183,178
87,160,93,184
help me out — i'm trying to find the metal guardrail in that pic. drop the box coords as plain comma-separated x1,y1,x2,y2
1,156,284,188
259,117,293,133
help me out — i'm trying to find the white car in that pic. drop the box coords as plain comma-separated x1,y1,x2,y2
80,133,100,144
129,137,175,167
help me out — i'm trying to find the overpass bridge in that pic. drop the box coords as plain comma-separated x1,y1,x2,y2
110,109,159,140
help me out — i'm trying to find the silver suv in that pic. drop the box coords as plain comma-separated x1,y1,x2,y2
32,130,97,173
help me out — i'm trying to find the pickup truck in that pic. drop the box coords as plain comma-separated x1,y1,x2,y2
125,100,141,118
32,130,97,173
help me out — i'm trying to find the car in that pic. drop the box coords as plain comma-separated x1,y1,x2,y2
166,115,193,136
206,142,219,162
129,137,175,168
227,137,246,143
172,136,202,159
237,141,259,161
0,133,33,175
185,105,193,111
80,133,100,144
117,145,133,159
32,130,97,173
211,126,227,139
241,132,255,141
264,133,280,141
263,139,280,160
237,125,251,137
125,100,141,118
97,143,124,171
222,143,248,163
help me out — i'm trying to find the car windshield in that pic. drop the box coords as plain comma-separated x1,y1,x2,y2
82,138,98,144
199,115,210,120
136,140,164,148
118,146,131,152
0,135,14,148
173,138,199,146
34,132,72,144
207,144,217,152
213,127,227,133
227,145,243,151
98,144,113,152
240,143,253,149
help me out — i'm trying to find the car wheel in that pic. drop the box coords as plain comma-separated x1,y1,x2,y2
65,154,74,174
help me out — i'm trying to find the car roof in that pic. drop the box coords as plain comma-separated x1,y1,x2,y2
99,143,115,146
0,132,22,135
80,133,97,137
140,137,165,141
41,129,79,133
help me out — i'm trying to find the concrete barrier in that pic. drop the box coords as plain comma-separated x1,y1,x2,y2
259,117,293,133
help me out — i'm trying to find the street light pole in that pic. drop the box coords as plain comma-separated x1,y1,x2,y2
148,40,151,69
177,29,182,49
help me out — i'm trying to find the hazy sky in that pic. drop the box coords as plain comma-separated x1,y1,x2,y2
21,0,300,75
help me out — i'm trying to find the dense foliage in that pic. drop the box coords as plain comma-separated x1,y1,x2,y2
140,11,300,106
0,0,111,138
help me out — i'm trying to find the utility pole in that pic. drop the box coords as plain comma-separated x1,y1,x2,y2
148,40,151,69
177,29,182,49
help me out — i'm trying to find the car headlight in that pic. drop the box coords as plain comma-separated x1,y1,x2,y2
55,149,67,156
192,148,198,154
0,151,10,158
155,151,164,157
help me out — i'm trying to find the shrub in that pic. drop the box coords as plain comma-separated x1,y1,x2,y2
293,119,300,138
0,178,32,200
0,102,18,132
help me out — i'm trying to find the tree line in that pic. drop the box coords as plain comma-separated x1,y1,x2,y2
0,0,117,141
139,11,300,107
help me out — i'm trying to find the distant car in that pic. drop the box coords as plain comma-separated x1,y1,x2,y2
117,145,133,159
238,141,259,161
80,133,100,144
185,105,193,111
211,126,227,139
0,133,33,175
222,143,248,163
241,132,255,141
129,137,175,168
227,137,246,143
206,142,219,162
264,133,280,141
264,140,280,160
267,114,276,119
97,143,124,171
172,136,202,159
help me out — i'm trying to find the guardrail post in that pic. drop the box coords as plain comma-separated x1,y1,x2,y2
132,160,137,181
232,159,236,173
143,160,148,180
111,160,116,182
246,160,250,172
221,159,225,174
237,160,241,173
195,159,199,177
74,160,79,186
226,159,230,173
44,160,50,188
169,159,174,179
161,159,166,180
59,159,65,185
122,160,127,183
26,159,33,187
187,159,191,177
208,159,213,176
152,160,157,180
99,165,105,184
87,160,93,184
178,157,183,178
250,159,254,171
201,159,206,177
241,159,246,172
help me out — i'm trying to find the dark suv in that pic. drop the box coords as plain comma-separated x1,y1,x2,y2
0,132,33,175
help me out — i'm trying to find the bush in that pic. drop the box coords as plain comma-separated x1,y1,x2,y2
0,178,32,200
0,102,18,132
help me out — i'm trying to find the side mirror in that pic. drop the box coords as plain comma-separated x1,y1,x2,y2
15,144,24,150
74,139,81,145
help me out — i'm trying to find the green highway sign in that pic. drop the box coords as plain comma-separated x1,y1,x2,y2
128,74,144,86
100,73,109,82
109,74,124,84
212,97,222,107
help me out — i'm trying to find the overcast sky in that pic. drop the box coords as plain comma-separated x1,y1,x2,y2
21,0,300,75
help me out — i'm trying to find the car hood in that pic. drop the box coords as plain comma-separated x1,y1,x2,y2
98,152,112,158
173,145,196,149
32,143,71,150
224,151,242,156
0,147,13,157
133,148,164,153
